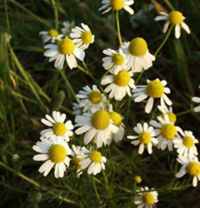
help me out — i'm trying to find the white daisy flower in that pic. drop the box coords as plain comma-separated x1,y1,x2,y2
128,122,158,154
134,186,159,208
150,115,182,151
39,29,63,43
32,138,72,178
121,37,155,72
44,37,85,69
61,21,75,35
174,130,199,160
71,145,89,177
75,110,118,148
102,48,128,74
101,69,135,101
99,0,134,15
176,156,200,187
70,23,94,50
79,149,107,175
40,111,74,142
133,78,172,114
158,104,177,124
109,111,125,143
75,85,107,113
192,91,200,112
155,10,191,39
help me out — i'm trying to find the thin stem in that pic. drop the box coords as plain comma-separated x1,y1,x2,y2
77,64,95,81
155,25,173,57
0,161,77,205
59,70,76,100
177,108,194,117
51,0,59,29
115,11,122,46
163,0,175,10
91,176,101,203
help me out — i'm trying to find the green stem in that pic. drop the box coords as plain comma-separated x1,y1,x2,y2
155,25,173,57
51,0,59,29
0,161,77,205
177,108,193,117
115,11,122,46
77,64,95,81
163,0,175,10
59,70,76,100
91,176,101,203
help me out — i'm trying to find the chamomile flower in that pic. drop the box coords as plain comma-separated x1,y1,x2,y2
44,37,85,69
102,48,128,74
39,29,63,43
133,79,172,114
79,149,107,175
150,115,182,151
110,111,125,143
40,111,74,142
33,138,72,178
158,105,177,123
176,156,200,187
75,85,107,113
121,37,155,72
155,10,191,39
99,0,134,15
174,131,199,159
71,145,89,177
61,21,75,35
134,187,159,208
101,69,135,101
70,23,94,49
192,95,200,112
128,122,158,154
75,110,118,148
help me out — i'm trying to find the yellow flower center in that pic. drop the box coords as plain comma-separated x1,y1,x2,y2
110,111,123,126
129,37,148,56
143,192,156,205
111,0,124,11
133,175,142,184
169,11,184,25
160,124,177,140
183,136,194,148
53,122,67,136
139,131,152,144
91,110,110,129
112,53,125,65
167,112,177,123
59,37,75,55
49,144,67,163
90,150,102,163
146,80,165,98
73,156,81,169
114,70,131,86
48,29,59,37
81,31,93,44
187,161,200,176
89,90,102,104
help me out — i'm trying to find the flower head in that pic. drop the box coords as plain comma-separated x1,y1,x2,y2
39,29,63,43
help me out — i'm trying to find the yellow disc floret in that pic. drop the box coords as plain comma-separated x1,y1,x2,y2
91,110,110,129
114,70,131,86
111,0,124,11
59,37,75,54
139,131,152,144
143,192,156,205
90,150,102,163
167,112,177,123
81,31,93,44
110,111,123,126
48,29,59,37
169,11,184,25
133,175,142,184
146,79,165,98
89,90,102,104
49,144,67,163
129,37,148,56
160,124,177,140
73,156,81,169
187,161,200,176
183,136,194,148
112,53,125,65
53,122,67,136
